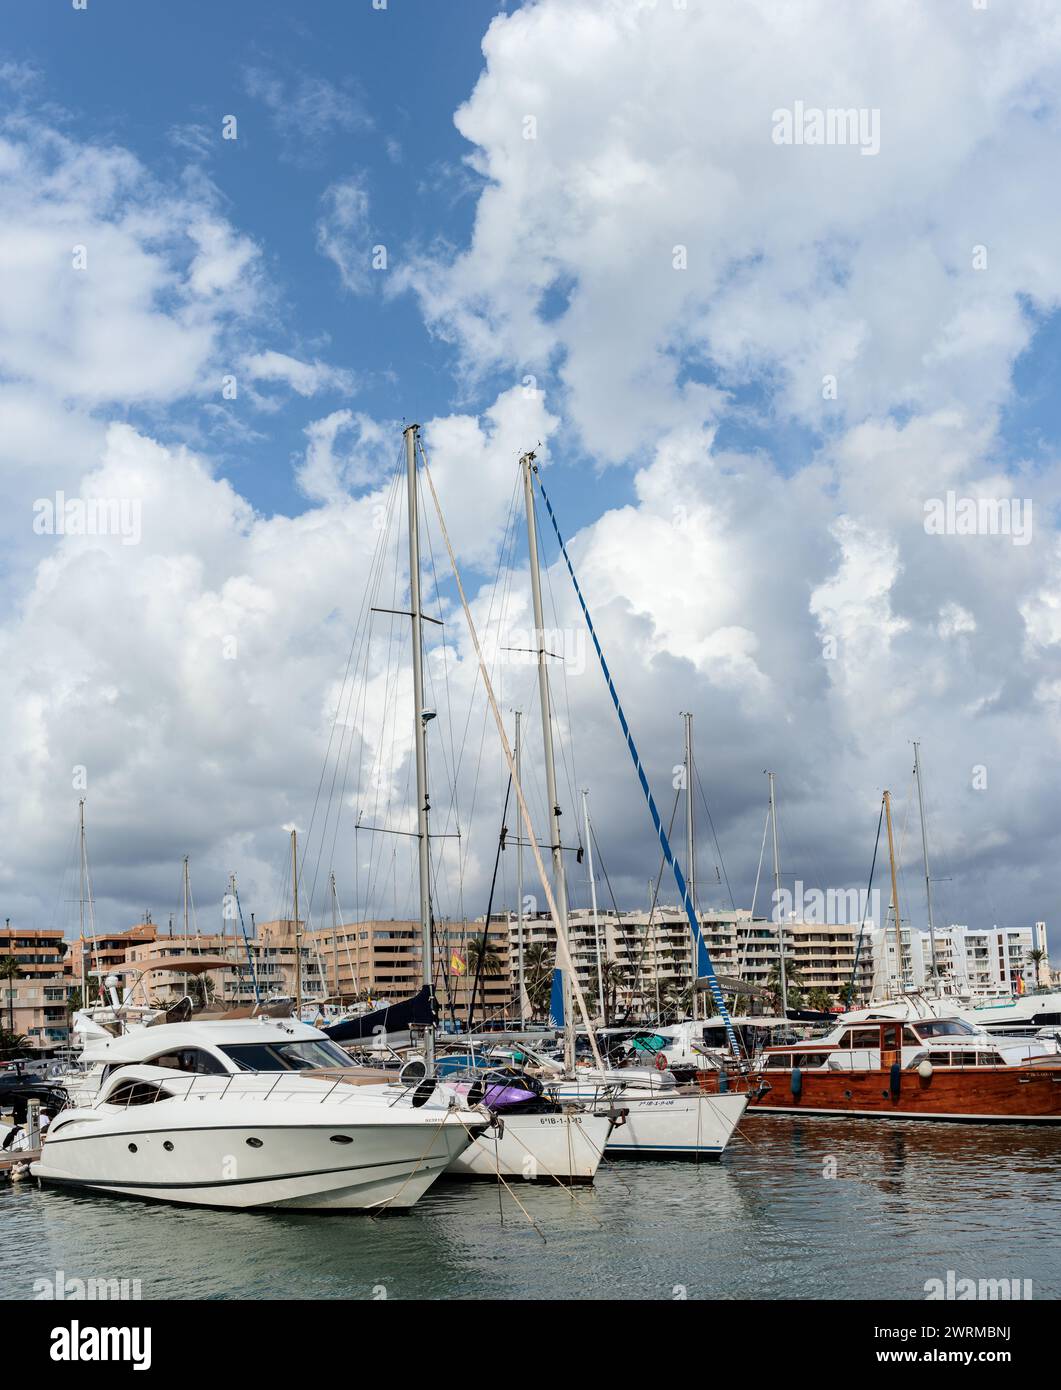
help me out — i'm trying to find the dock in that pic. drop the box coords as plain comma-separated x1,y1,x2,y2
0,1149,40,1173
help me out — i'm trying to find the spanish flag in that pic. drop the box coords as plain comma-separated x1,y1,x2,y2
450,951,466,976
1015,973,1026,996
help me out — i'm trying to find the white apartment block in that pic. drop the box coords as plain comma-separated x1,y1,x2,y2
508,906,874,1011
871,921,1050,999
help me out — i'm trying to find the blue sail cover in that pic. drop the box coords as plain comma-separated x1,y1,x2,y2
548,968,565,1029
324,985,436,1043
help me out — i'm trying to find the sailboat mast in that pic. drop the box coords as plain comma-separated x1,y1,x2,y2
405,423,435,1072
521,450,574,1073
183,855,190,938
581,789,605,1025
767,771,788,1015
515,710,526,1026
78,799,87,1003
330,871,339,1000
291,829,302,1016
683,712,698,1022
883,789,903,993
912,742,937,990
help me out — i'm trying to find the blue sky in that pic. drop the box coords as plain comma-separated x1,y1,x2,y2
4,0,635,530
3,0,1061,953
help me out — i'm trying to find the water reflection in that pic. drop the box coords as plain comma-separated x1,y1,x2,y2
3,1117,1058,1301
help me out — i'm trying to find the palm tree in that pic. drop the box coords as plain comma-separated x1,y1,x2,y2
0,1027,30,1062
466,935,504,1019
522,942,555,1020
806,987,833,1013
0,955,21,1037
187,972,219,1012
584,958,632,1026
657,979,693,1022
766,961,803,1013
1028,949,1046,990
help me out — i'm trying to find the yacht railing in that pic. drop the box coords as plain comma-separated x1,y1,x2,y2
106,1073,433,1110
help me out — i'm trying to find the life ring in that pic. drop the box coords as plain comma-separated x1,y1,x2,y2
654,1052,669,1071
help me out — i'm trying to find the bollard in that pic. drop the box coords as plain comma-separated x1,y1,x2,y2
26,1098,40,1151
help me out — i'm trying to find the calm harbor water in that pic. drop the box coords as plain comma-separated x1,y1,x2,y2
3,1116,1058,1301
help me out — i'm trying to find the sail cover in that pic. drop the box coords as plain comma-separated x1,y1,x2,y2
323,986,437,1043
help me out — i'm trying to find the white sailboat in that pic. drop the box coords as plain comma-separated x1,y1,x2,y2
394,425,614,1183
416,442,748,1161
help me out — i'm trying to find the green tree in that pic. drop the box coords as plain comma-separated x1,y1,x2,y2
766,961,804,1013
806,987,834,1013
1028,949,1046,990
0,955,21,1037
467,935,504,1020
584,958,632,1026
522,941,555,1020
0,1026,30,1062
657,978,693,1022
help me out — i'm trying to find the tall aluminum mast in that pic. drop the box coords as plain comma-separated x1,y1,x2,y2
883,789,903,994
912,742,937,990
767,771,788,1016
521,449,574,1072
291,829,301,1016
78,799,87,1004
405,424,435,1071
683,712,698,1021
581,789,605,1025
515,710,526,1026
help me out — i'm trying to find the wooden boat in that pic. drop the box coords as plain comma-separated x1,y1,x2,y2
697,1014,1061,1122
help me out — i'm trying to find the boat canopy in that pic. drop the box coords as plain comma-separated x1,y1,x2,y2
111,955,235,977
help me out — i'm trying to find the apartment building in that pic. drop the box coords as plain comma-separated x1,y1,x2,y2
68,922,157,994
871,921,1051,998
313,918,513,1020
509,906,874,1014
0,923,72,1052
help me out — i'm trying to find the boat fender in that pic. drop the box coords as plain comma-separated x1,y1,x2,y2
654,1053,669,1072
917,1059,933,1080
717,1071,729,1093
889,1062,902,1099
790,1066,802,1098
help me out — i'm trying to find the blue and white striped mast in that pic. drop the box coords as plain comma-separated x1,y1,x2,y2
527,458,741,1060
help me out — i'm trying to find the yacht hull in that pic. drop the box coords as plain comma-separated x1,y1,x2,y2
735,1065,1061,1122
551,1084,747,1158
33,1114,479,1210
443,1109,614,1182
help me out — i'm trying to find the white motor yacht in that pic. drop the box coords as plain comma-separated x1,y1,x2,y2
32,1055,488,1211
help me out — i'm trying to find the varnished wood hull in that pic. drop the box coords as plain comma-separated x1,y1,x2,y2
697,1065,1061,1122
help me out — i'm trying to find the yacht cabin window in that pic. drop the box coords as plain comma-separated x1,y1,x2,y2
911,1019,976,1038
146,1048,229,1076
107,1080,172,1106
219,1039,355,1072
